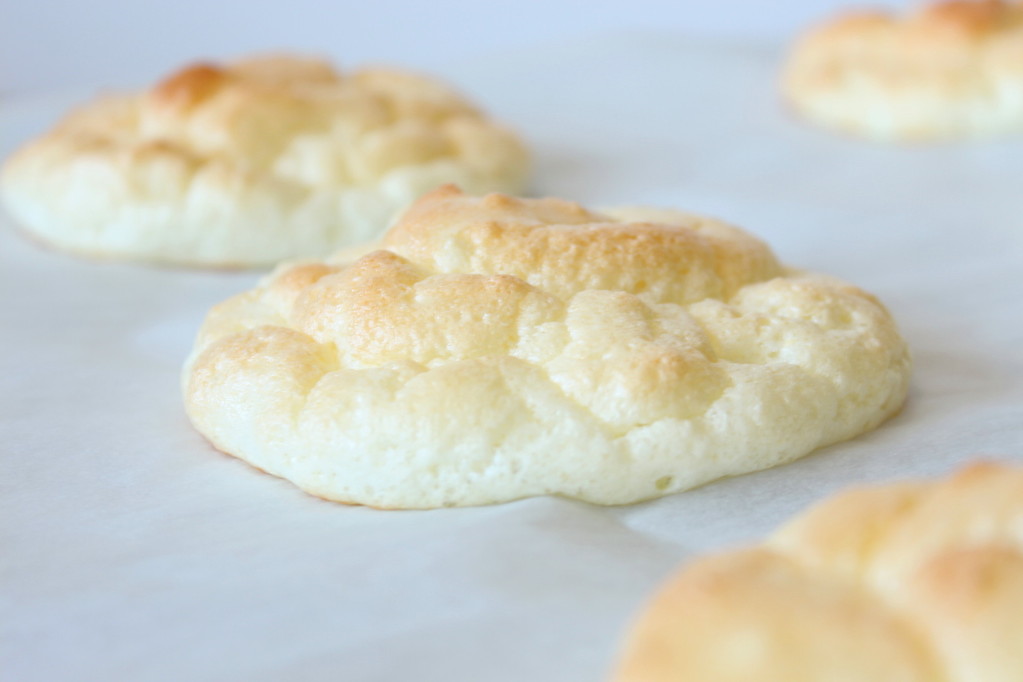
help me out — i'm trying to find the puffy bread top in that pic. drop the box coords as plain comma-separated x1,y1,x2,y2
197,186,789,378
14,53,527,192
788,0,1023,69
23,55,526,189
185,186,910,508
615,462,1023,680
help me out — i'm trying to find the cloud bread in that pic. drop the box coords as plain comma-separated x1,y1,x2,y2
783,0,1023,140
183,185,910,508
613,461,1023,681
0,55,529,266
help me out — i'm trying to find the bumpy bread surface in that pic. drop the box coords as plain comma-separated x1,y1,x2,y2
614,462,1023,681
783,0,1023,140
0,56,528,266
183,186,910,508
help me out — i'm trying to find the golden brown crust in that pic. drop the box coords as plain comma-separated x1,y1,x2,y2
150,63,231,112
373,185,782,304
614,462,1023,680
917,0,1019,38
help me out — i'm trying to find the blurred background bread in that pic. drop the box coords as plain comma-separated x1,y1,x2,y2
783,0,1023,141
0,55,529,266
615,462,1023,681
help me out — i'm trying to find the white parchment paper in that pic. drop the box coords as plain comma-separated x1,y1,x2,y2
2,35,1022,682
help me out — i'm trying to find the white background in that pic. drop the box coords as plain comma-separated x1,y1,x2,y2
1,0,901,94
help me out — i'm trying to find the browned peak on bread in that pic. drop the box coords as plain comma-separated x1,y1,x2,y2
372,185,783,304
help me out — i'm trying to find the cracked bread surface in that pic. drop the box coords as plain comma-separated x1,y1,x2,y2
183,185,911,508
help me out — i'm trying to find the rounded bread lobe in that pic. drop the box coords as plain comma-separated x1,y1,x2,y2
614,462,1023,681
184,186,911,508
782,0,1023,140
0,55,529,265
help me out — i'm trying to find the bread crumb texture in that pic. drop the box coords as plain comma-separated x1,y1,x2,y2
614,462,1023,681
0,55,529,265
184,186,911,508
783,0,1023,140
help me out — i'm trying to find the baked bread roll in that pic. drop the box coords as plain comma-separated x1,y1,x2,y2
183,185,910,508
0,55,528,266
614,461,1023,681
783,0,1023,141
